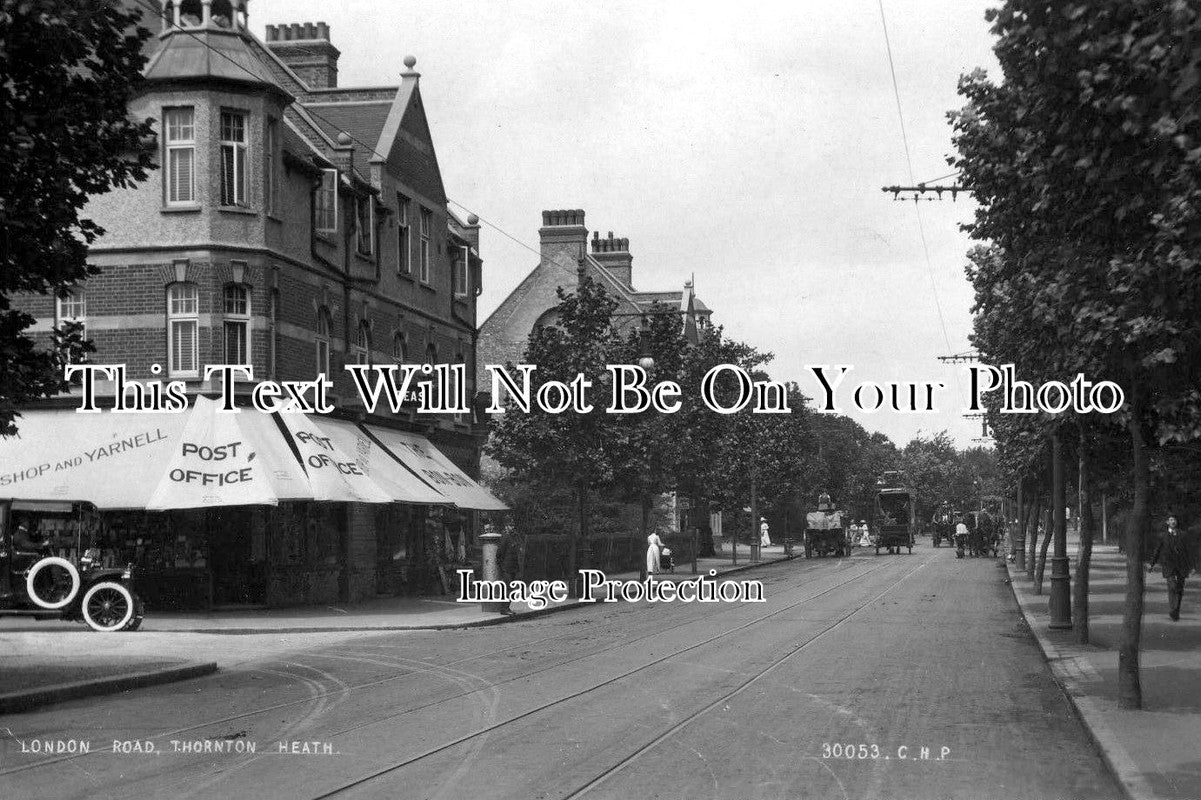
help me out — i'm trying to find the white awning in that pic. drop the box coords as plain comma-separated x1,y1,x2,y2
0,407,187,509
311,417,448,505
275,412,391,504
145,396,312,510
363,426,508,511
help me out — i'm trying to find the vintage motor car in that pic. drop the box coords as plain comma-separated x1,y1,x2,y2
0,502,144,632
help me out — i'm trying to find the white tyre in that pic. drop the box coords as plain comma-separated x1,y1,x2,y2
25,557,81,610
80,582,135,632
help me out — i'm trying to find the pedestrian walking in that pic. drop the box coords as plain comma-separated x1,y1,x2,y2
759,517,772,546
496,523,521,614
1148,515,1195,621
646,530,664,578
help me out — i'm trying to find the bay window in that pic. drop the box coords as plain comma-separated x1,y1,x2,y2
164,107,195,205
167,283,200,378
219,110,248,206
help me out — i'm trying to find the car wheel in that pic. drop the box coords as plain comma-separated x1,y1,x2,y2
26,557,81,610
81,582,135,632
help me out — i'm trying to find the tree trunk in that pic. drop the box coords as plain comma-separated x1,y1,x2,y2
1074,423,1095,645
749,476,758,563
570,481,588,598
1016,480,1033,573
1119,382,1148,710
1035,504,1053,595
1026,489,1044,582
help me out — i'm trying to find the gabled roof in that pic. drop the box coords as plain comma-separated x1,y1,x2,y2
305,100,393,162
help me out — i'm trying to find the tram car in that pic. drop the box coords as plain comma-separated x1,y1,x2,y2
873,484,916,555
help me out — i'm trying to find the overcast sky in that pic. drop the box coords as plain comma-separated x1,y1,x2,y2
257,0,1002,449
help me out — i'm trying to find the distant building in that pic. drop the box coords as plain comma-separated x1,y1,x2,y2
477,209,711,384
6,0,502,609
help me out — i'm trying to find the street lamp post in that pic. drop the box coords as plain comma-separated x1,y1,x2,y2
1049,430,1073,629
635,351,656,583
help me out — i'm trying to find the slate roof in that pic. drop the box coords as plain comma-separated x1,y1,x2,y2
305,101,394,161
143,28,288,98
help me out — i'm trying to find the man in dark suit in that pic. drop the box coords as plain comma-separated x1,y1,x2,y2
1,523,49,599
1148,515,1195,621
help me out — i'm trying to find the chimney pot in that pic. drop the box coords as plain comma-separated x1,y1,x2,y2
539,209,589,265
590,229,634,287
266,19,341,88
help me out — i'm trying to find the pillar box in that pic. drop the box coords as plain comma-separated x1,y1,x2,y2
477,532,508,614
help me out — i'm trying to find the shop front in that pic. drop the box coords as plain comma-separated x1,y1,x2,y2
0,400,507,611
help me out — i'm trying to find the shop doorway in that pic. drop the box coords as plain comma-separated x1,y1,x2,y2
209,507,267,607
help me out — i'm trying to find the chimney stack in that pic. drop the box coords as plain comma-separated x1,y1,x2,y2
539,209,588,274
590,230,633,289
264,20,340,88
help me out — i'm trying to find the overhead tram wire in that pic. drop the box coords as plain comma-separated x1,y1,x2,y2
876,0,965,408
132,0,546,261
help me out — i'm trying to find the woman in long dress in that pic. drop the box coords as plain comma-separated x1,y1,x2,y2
646,531,664,577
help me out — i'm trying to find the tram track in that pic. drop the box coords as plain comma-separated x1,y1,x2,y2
304,557,911,799
0,554,860,780
560,558,928,798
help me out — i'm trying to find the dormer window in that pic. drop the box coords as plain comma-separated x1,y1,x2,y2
454,250,469,297
315,169,338,234
355,195,374,257
419,207,432,283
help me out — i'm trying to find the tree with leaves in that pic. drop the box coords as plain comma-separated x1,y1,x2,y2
0,0,157,434
487,275,623,594
609,302,692,567
953,1,1201,707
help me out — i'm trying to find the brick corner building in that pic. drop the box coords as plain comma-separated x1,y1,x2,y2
6,0,501,610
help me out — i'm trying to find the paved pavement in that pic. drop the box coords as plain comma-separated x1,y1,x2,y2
1008,535,1201,800
0,544,1122,800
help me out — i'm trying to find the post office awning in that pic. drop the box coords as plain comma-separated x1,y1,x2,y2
0,408,187,509
145,396,313,510
275,412,391,504
311,418,448,505
362,426,508,511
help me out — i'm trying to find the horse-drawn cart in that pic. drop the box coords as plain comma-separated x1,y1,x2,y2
804,510,847,558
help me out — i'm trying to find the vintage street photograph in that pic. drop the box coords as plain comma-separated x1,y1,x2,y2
1,1,1199,798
